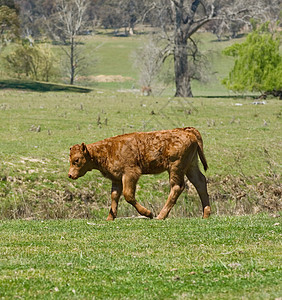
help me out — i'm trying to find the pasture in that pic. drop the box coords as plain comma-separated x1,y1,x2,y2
0,32,281,298
0,88,280,219
0,215,281,299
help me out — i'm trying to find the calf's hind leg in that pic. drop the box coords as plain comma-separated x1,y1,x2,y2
122,173,154,219
157,172,185,220
186,166,211,218
107,182,122,221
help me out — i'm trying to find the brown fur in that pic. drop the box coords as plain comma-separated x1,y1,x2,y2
141,86,152,96
68,127,211,220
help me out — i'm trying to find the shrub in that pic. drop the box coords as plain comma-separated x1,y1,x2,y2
5,41,58,81
222,23,282,96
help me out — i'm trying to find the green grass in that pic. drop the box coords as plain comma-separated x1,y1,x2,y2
0,33,281,219
0,88,281,219
0,89,280,175
0,214,281,299
80,32,240,95
84,35,141,77
0,33,281,299
0,32,241,94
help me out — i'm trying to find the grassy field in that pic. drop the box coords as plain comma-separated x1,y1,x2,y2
0,33,281,219
0,32,240,95
0,215,281,299
0,87,281,219
0,32,281,299
75,32,242,96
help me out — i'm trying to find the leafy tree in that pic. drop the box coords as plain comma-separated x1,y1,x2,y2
148,0,280,97
5,41,57,81
222,23,282,97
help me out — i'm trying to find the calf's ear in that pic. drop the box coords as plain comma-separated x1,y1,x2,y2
81,143,88,154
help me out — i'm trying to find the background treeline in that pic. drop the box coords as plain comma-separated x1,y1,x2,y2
1,0,281,98
10,0,282,39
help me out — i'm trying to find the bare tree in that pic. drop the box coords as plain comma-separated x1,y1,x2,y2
97,0,155,36
133,35,163,93
134,33,209,95
149,0,280,97
49,0,88,85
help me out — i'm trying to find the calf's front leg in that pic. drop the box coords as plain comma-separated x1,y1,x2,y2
122,173,154,219
107,182,122,221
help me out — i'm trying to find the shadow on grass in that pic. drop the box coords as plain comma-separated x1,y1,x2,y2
194,94,258,99
0,79,92,93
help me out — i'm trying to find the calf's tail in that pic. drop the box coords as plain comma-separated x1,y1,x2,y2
197,140,208,171
183,127,208,171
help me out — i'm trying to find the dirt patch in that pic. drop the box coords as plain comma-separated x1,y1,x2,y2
76,75,134,83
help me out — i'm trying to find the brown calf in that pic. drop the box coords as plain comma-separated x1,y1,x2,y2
141,86,152,96
68,127,211,220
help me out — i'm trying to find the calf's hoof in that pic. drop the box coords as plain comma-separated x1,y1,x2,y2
156,213,166,220
106,215,115,221
203,206,211,219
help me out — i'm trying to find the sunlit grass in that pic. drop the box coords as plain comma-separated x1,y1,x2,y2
0,88,280,219
0,215,281,299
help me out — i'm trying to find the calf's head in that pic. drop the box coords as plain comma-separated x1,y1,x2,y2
68,143,92,180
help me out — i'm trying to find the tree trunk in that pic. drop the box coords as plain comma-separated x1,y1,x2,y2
174,36,193,97
171,0,193,98
70,36,75,85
